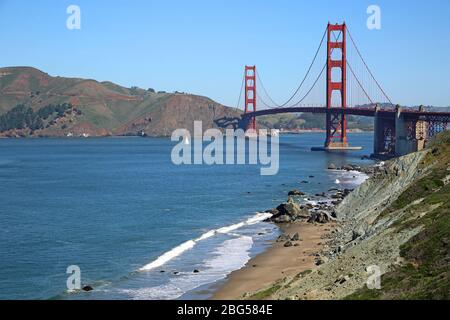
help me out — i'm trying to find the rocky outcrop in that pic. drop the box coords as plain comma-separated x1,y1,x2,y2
254,148,436,300
267,197,310,223
308,211,333,224
288,189,305,196
336,151,426,222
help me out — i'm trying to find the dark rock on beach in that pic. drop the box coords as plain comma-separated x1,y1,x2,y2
315,255,329,266
291,233,300,241
268,197,310,223
284,241,293,248
328,163,337,170
308,211,333,224
277,234,290,242
288,189,305,196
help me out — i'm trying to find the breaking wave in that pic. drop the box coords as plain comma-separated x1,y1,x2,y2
139,212,272,272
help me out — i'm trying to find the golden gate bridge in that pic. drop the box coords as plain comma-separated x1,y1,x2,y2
237,23,450,158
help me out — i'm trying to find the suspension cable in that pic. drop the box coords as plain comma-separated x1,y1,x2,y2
282,30,342,108
235,71,245,111
290,63,327,107
345,25,393,105
257,26,328,108
256,92,276,109
347,61,373,104
256,70,281,107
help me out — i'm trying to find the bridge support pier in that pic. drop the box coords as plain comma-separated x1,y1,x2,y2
372,106,428,159
372,105,396,158
395,106,422,156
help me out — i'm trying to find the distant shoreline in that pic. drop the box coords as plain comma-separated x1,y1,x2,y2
0,130,374,139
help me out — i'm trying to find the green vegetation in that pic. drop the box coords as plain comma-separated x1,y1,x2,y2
248,284,282,300
0,105,43,131
347,131,450,300
129,86,141,95
0,103,72,132
36,103,72,120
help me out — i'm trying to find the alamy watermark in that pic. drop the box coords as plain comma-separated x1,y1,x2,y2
171,121,279,176
66,5,81,30
367,5,381,30
366,265,382,290
66,265,81,291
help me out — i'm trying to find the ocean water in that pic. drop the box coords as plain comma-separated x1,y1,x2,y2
0,133,374,300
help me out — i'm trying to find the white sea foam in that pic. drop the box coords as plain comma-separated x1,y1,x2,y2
343,170,369,186
126,236,254,300
139,240,196,271
139,212,272,272
329,169,369,187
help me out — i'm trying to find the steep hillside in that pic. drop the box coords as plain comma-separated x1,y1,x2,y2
246,131,449,300
0,67,241,137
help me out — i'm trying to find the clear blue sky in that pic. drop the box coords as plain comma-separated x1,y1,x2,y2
0,0,449,107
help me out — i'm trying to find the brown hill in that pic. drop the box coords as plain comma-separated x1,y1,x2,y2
0,67,241,137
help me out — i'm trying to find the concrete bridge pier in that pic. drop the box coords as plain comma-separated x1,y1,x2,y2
372,105,396,158
395,106,422,156
373,105,383,156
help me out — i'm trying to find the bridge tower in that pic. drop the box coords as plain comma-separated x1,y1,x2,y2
244,65,257,131
325,23,350,149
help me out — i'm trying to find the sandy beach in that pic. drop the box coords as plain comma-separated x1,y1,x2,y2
212,221,334,300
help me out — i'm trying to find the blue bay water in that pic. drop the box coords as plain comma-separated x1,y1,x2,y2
0,133,374,300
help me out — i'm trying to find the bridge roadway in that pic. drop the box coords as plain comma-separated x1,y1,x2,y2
242,107,450,120
240,106,450,158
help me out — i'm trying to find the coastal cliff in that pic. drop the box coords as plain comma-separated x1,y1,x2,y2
246,131,450,300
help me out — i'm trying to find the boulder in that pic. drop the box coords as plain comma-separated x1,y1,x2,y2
352,226,366,240
82,286,93,292
275,199,307,218
265,208,280,215
276,234,290,242
288,189,305,196
308,211,332,224
315,255,329,266
193,269,200,273
335,275,350,284
328,163,337,170
291,233,300,241
284,241,293,248
273,215,292,224
268,197,310,224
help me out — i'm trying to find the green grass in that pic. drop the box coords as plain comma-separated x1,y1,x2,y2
248,285,282,300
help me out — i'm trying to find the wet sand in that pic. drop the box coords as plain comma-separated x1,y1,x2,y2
212,221,333,300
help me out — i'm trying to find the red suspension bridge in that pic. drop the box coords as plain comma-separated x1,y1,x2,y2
238,23,450,158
